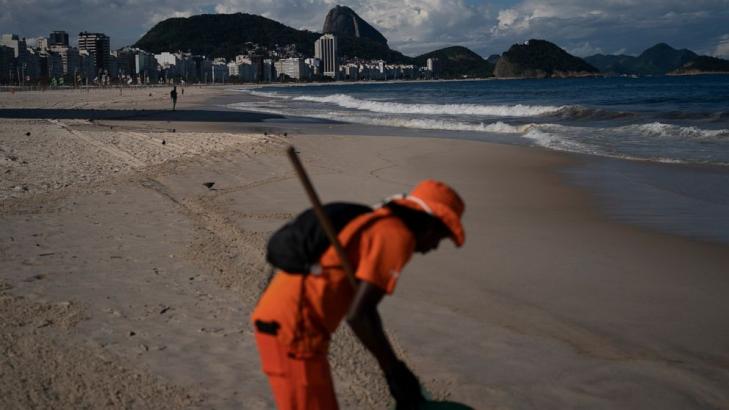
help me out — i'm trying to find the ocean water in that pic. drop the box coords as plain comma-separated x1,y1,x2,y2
229,76,729,245
231,76,729,166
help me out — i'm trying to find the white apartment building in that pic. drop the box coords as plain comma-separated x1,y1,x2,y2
155,52,179,68
227,61,240,77
277,57,308,80
314,34,338,79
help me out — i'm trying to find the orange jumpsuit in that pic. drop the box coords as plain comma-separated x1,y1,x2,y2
252,207,415,410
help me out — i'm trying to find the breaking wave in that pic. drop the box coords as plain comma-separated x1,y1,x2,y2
551,105,635,120
628,122,729,139
246,90,288,99
242,90,563,117
338,117,544,133
291,94,564,117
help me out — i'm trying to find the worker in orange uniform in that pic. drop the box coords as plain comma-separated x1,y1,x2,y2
252,179,465,410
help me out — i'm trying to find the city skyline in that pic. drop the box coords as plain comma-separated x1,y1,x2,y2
1,1,728,59
1,29,440,85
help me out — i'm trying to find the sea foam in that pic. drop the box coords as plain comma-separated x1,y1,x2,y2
291,94,563,117
630,122,729,139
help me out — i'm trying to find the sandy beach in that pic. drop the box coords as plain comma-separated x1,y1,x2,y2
2,86,729,409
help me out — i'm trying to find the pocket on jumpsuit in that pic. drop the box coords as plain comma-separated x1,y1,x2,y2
256,333,287,377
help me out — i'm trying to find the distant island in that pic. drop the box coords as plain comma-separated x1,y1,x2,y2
668,56,729,75
494,39,598,78
585,43,698,75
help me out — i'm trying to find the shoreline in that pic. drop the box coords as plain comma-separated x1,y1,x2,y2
2,87,729,408
217,87,729,248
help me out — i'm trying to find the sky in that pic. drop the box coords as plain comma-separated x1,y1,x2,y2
2,0,729,58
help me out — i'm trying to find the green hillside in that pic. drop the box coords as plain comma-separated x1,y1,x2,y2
414,46,493,78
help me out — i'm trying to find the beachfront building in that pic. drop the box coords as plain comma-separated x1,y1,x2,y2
42,50,64,79
134,49,157,83
426,57,441,79
35,37,49,52
276,57,309,80
340,63,359,81
25,49,42,81
227,61,240,77
1,34,28,59
305,58,321,78
78,32,110,76
174,52,196,83
0,45,15,84
1,34,32,83
114,47,157,83
115,48,134,80
262,59,275,82
49,31,69,47
232,56,254,82
49,43,79,78
211,58,228,83
315,34,338,79
155,52,179,70
155,52,180,81
78,50,97,82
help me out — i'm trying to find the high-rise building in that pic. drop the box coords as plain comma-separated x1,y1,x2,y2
314,34,338,79
49,31,69,47
262,59,274,82
78,50,95,80
35,37,49,51
0,45,15,84
426,57,441,78
1,34,27,58
78,31,110,74
50,44,79,76
1,34,33,83
39,50,63,79
133,48,157,82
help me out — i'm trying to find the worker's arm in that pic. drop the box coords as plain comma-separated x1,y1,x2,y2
346,280,399,372
346,281,424,408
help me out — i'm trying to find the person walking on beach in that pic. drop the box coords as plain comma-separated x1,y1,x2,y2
170,86,178,111
252,179,465,410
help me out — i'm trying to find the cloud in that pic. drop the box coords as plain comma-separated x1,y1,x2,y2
488,0,729,56
568,42,603,57
208,0,492,55
1,0,728,58
713,34,729,58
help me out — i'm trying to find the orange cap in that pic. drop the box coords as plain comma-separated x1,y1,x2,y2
388,179,465,247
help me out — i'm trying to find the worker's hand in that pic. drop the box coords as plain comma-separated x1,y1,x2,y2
385,360,425,410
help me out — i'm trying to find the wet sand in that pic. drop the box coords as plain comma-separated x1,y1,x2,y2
1,87,728,409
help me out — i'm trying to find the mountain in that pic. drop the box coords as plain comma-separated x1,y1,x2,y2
337,38,412,63
669,56,729,75
322,5,387,45
638,43,697,73
134,13,319,60
321,6,411,63
414,46,493,78
494,39,598,78
585,43,698,75
583,54,637,75
134,11,411,64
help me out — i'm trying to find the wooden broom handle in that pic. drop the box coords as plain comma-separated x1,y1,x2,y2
286,146,357,288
